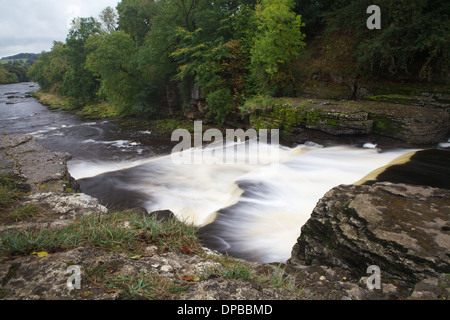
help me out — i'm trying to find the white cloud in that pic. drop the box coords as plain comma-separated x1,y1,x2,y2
0,0,120,58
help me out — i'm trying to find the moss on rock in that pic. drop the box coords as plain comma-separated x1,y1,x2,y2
246,96,450,145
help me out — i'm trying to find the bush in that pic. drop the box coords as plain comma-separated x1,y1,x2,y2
205,88,234,125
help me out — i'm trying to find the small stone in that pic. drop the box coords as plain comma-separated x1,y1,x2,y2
160,265,173,272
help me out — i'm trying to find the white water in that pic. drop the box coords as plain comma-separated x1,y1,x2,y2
69,141,415,263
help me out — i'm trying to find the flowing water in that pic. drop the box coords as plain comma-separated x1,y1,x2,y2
1,82,448,263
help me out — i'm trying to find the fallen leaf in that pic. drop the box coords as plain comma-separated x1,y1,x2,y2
180,246,192,253
130,255,142,260
105,289,118,294
32,252,49,258
182,275,200,282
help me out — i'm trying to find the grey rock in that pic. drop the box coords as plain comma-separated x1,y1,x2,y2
0,134,78,193
249,99,450,145
178,278,300,300
0,192,108,233
408,278,443,300
289,182,450,284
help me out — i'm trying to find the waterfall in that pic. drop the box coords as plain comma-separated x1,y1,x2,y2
69,141,414,263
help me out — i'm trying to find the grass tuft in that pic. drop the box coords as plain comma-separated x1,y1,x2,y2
0,211,202,257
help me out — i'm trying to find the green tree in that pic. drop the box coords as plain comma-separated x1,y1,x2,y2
27,42,70,91
27,51,52,89
355,0,449,80
58,17,102,103
250,0,305,96
136,0,200,113
307,0,450,81
0,64,18,84
99,6,118,33
171,28,232,123
117,0,160,46
168,1,258,123
86,31,141,114
4,64,28,82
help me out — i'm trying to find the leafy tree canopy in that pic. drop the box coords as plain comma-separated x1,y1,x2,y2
27,0,449,122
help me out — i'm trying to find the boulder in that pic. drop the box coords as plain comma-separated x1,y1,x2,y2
289,182,450,284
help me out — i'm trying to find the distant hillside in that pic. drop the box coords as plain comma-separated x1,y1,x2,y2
0,53,39,84
1,53,40,61
1,53,41,68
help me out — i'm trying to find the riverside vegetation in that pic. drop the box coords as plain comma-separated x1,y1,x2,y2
26,0,449,127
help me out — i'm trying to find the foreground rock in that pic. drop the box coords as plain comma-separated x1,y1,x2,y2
0,246,304,300
0,192,109,233
289,182,450,297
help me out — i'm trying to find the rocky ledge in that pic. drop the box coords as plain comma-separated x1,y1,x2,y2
248,98,450,145
1,134,448,300
0,134,78,193
288,182,450,299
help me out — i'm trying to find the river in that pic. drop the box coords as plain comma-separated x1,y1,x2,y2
1,82,448,263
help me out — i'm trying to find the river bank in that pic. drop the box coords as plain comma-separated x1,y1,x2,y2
31,81,450,149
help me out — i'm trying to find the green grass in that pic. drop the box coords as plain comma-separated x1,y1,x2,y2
240,95,276,115
0,181,44,223
33,91,121,119
131,212,201,251
75,102,121,119
200,255,254,281
0,59,28,66
1,203,44,223
0,179,24,207
0,211,202,257
104,273,187,300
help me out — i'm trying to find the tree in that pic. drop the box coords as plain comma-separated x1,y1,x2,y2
58,17,102,103
355,0,449,80
171,0,200,32
99,6,118,33
4,64,28,82
86,31,141,114
0,63,18,84
27,42,70,91
250,0,305,95
306,0,450,81
136,0,200,112
169,1,256,123
116,0,160,46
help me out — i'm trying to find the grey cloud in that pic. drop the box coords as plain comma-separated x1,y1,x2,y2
0,0,120,58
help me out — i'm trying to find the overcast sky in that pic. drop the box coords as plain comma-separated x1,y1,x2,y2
0,0,121,58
